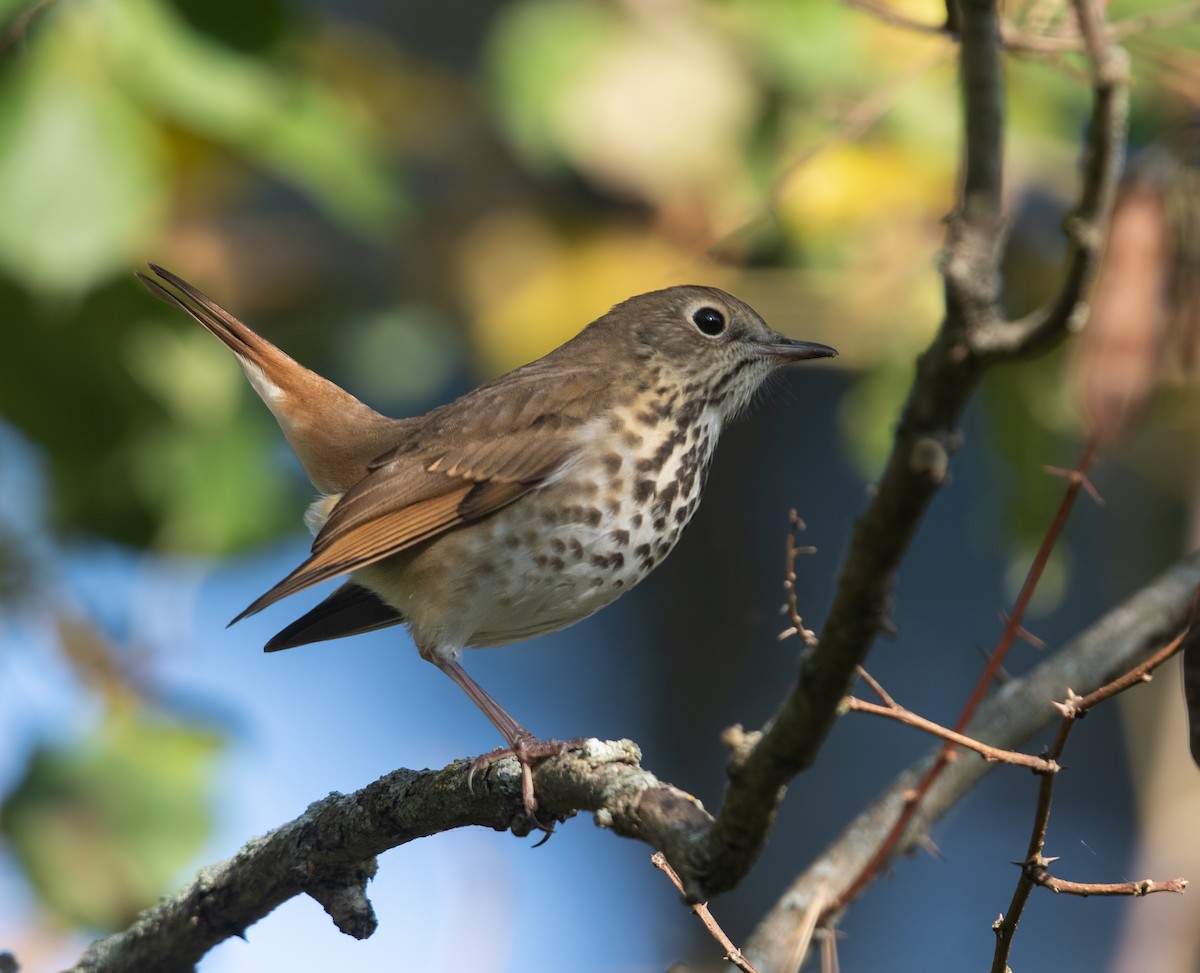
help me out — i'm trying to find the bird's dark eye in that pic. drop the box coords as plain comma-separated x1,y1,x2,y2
693,306,726,337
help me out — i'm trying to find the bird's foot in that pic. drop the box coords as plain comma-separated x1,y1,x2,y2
469,735,588,820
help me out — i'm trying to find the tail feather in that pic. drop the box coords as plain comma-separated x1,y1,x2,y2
263,581,405,651
140,264,405,494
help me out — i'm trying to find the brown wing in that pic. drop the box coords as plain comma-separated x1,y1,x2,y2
232,437,568,622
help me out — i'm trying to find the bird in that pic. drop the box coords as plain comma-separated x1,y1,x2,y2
139,263,837,816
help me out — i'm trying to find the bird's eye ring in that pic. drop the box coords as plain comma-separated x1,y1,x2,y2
692,307,726,337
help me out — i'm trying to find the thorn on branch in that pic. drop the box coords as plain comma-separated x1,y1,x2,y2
1051,689,1084,719
915,834,944,861
975,644,1014,684
998,612,1046,650
1042,464,1105,505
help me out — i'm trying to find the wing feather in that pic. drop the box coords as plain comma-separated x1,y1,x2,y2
234,440,568,622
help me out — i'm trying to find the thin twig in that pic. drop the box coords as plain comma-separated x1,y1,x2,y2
854,665,897,708
651,853,760,973
972,0,1129,358
843,696,1057,771
829,438,1100,917
1075,621,1194,713
744,550,1200,973
779,510,819,646
989,602,1199,972
702,0,1126,902
1029,870,1188,897
700,0,1012,895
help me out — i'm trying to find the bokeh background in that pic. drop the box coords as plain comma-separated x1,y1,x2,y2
2,0,1200,970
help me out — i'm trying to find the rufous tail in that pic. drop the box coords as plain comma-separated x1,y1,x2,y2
139,264,404,494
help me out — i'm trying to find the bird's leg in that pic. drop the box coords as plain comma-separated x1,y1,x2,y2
431,654,582,816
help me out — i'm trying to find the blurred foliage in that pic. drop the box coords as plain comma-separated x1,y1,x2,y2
1,712,222,930
0,0,398,297
2,0,1200,942
0,0,1195,558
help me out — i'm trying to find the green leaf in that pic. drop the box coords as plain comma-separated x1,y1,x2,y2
0,23,168,295
1,715,223,931
486,0,621,167
103,0,402,233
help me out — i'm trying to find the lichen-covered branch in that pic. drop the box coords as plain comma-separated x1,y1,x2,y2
67,741,711,973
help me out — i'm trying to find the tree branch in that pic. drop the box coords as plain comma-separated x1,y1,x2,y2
68,741,713,973
696,0,1103,900
743,548,1200,973
989,594,1199,971
76,548,1191,973
1026,870,1188,898
651,852,761,973
842,695,1058,772
970,0,1129,357
828,439,1098,916
690,0,1129,903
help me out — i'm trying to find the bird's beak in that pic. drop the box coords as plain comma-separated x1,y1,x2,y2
762,338,839,362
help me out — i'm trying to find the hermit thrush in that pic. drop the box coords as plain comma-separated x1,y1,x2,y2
140,264,836,815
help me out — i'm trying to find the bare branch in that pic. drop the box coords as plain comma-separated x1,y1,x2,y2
843,696,1058,771
971,0,1129,357
744,548,1200,973
651,853,760,973
68,741,712,973
854,665,897,708
821,439,1096,923
779,510,819,646
1029,870,1188,897
944,0,1007,332
989,596,1198,972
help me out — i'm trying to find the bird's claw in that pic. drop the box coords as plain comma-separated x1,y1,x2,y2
467,737,586,823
